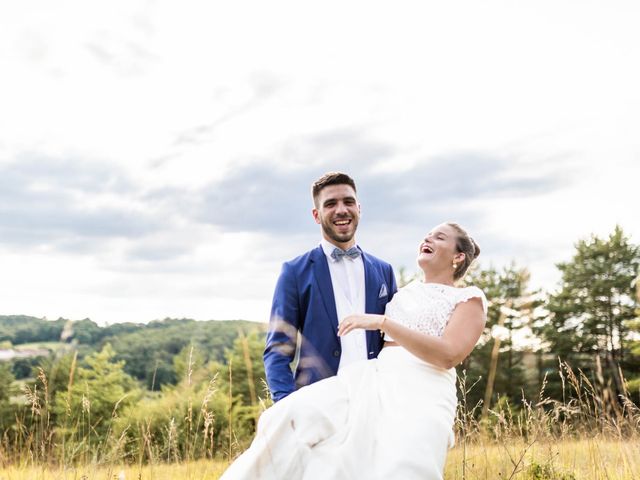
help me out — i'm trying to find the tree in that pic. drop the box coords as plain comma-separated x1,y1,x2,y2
0,362,16,431
215,329,269,453
625,272,640,398
54,344,138,440
462,263,542,412
539,226,640,400
69,318,104,344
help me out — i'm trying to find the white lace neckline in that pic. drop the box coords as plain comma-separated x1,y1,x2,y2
419,281,455,287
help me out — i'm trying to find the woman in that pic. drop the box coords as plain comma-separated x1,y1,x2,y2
221,222,487,480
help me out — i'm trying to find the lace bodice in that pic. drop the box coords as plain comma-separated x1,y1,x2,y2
384,280,487,341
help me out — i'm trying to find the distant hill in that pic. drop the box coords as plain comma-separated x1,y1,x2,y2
0,315,266,389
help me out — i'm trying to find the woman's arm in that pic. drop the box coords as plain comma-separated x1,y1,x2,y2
338,298,486,369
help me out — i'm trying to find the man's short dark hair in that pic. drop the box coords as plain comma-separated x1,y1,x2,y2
311,172,357,207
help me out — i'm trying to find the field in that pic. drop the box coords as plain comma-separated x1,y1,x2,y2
446,438,640,479
1,438,638,479
2,317,639,480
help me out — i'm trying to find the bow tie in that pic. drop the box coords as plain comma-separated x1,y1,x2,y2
331,246,361,261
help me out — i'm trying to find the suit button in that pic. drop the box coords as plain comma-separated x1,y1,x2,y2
333,350,340,357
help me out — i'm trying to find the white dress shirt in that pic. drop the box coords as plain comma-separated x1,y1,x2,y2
320,238,367,372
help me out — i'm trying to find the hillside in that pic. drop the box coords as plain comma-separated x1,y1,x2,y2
0,315,266,389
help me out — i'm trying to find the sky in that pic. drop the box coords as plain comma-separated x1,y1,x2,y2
1,0,639,326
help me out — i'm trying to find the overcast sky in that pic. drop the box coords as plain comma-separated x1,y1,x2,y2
1,0,638,325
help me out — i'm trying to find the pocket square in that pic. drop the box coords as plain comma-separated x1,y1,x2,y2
378,283,388,298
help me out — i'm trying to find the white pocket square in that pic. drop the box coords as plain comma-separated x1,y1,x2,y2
378,284,388,298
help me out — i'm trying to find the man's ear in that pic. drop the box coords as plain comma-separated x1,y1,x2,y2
312,208,321,225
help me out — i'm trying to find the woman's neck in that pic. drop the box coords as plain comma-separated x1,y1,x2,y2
422,271,455,286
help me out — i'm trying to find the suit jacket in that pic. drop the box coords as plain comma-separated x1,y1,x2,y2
264,245,397,402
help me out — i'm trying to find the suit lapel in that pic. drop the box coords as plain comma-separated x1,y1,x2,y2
311,246,339,336
361,251,382,353
361,250,379,313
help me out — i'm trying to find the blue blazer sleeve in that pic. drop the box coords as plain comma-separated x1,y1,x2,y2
264,262,300,402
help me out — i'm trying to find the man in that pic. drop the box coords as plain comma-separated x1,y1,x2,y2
264,172,397,402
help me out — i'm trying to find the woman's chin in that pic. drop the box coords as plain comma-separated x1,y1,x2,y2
417,256,432,270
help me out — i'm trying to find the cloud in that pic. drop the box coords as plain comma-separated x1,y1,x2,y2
0,133,573,274
170,72,287,149
187,128,577,275
196,128,570,236
0,154,163,249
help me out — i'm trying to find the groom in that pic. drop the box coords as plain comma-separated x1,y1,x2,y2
264,172,397,402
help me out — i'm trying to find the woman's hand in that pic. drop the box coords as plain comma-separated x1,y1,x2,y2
338,314,385,336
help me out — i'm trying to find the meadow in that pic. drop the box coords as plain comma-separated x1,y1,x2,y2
1,360,639,480
1,439,638,479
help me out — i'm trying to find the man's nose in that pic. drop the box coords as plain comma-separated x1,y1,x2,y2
335,201,348,214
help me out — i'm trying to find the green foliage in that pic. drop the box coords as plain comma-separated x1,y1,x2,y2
1,315,265,393
0,362,16,403
68,319,104,344
28,352,77,426
113,332,268,462
538,225,640,399
223,331,268,407
462,262,542,409
104,319,265,390
0,363,16,426
626,376,640,401
527,461,576,480
53,344,138,440
218,331,269,452
173,344,206,382
0,319,266,466
0,315,66,344
11,356,41,379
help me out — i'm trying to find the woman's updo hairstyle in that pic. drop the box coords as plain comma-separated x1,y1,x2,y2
446,222,481,281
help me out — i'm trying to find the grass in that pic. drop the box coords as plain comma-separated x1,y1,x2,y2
1,439,638,479
0,460,226,479
3,342,640,479
445,438,640,479
12,342,67,351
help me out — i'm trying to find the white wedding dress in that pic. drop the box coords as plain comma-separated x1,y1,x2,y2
221,280,487,480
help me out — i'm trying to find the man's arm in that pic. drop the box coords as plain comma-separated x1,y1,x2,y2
264,262,301,402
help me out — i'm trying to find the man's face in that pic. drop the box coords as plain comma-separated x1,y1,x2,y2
312,184,360,248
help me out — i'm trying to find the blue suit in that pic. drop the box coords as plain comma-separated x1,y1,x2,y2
264,245,397,402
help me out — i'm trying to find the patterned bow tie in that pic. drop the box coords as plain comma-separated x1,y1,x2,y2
331,246,361,261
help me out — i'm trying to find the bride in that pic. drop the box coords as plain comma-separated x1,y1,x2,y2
221,222,487,480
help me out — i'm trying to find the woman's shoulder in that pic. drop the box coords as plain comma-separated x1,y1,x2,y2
452,285,488,313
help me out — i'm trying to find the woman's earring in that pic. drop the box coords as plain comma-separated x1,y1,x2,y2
452,262,458,269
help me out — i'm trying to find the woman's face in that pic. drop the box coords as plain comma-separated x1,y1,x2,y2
417,223,463,274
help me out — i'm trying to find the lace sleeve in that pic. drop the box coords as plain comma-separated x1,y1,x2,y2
455,286,488,314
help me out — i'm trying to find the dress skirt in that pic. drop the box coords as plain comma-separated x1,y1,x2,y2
220,347,458,480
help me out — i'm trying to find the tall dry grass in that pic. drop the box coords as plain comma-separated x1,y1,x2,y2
2,349,640,479
452,359,640,479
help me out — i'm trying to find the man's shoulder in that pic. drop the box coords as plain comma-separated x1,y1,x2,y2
361,249,393,270
282,246,323,269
